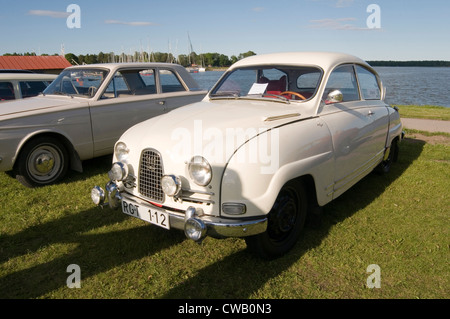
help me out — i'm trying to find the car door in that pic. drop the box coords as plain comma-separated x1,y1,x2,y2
157,68,202,112
320,64,387,199
89,69,165,157
354,65,389,166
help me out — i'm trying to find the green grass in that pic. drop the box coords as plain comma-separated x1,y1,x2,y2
395,105,450,120
0,136,448,299
1,105,449,299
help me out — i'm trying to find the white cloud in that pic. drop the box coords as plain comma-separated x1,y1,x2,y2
252,7,265,12
309,17,369,30
335,0,354,8
28,10,70,18
104,20,157,26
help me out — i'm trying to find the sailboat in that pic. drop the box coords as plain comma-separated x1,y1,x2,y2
186,33,206,72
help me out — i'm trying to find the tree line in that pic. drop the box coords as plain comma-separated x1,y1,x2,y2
62,51,257,67
367,60,450,67
3,52,449,68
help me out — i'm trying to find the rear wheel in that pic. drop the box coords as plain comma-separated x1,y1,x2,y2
16,137,69,187
245,180,307,259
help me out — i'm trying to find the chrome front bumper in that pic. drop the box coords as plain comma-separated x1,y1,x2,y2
91,182,267,242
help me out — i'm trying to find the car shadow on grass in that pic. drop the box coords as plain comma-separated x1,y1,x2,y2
0,205,186,298
160,138,425,299
0,139,424,299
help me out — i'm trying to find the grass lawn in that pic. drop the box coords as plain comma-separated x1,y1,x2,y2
0,107,448,299
396,105,450,120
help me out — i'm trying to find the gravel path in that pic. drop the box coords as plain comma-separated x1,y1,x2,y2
401,118,450,133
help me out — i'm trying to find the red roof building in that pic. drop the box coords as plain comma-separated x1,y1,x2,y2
0,55,72,74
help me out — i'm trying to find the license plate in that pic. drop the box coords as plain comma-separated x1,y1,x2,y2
122,199,170,230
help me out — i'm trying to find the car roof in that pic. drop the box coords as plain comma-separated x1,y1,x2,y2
230,52,370,70
66,62,187,72
0,73,58,81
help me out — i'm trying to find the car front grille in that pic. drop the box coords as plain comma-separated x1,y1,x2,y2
138,149,164,203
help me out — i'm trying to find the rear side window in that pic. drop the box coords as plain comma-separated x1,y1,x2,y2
160,70,186,93
20,81,49,98
0,82,15,101
356,66,381,100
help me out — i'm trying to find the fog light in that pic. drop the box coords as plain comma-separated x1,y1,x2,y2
91,186,105,206
108,162,128,181
161,174,181,196
184,218,207,242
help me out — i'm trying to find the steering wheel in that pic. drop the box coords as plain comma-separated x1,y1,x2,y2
280,91,307,100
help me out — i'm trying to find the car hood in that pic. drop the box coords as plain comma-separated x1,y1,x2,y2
120,99,315,165
0,95,84,119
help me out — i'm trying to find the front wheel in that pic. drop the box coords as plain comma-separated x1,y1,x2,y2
376,139,399,174
16,137,69,187
245,180,307,259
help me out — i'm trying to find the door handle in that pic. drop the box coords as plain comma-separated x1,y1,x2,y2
158,101,165,105
368,110,375,116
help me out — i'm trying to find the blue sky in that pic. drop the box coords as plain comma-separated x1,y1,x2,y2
1,0,449,61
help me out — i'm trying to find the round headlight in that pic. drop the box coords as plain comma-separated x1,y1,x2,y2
188,156,212,186
115,142,129,162
161,175,182,196
108,162,128,181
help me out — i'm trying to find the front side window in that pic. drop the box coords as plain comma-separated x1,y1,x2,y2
44,68,109,98
0,82,15,101
20,81,49,98
210,66,322,101
323,65,360,102
356,66,381,100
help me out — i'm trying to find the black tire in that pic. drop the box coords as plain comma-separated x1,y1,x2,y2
16,136,69,187
245,180,307,259
376,139,399,174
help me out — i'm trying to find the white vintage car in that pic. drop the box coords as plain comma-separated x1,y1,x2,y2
0,63,206,187
91,52,403,258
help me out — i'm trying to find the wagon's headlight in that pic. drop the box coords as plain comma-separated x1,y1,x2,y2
188,156,212,186
115,142,129,162
161,174,182,196
108,162,128,181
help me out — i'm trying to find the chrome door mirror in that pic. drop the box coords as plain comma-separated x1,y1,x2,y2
326,90,343,104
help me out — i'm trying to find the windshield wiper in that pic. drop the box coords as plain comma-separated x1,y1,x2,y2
50,91,73,98
260,94,290,102
210,91,239,99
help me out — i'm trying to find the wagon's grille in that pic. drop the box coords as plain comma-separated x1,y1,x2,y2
138,149,164,203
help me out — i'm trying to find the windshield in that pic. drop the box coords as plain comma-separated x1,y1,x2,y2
44,68,109,98
210,66,323,102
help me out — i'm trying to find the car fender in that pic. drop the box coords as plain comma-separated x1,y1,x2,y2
220,118,335,218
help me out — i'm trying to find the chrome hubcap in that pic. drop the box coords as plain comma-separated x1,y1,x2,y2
27,145,62,181
34,153,55,174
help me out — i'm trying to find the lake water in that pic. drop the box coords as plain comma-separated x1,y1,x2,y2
191,67,450,108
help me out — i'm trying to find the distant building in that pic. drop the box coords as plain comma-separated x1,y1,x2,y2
0,55,72,74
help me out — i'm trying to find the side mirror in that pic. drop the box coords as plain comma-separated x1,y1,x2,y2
325,90,343,104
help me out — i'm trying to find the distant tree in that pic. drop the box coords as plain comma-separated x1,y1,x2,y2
65,53,79,65
238,51,256,60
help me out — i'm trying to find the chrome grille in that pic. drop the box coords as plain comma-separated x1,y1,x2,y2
138,149,164,202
